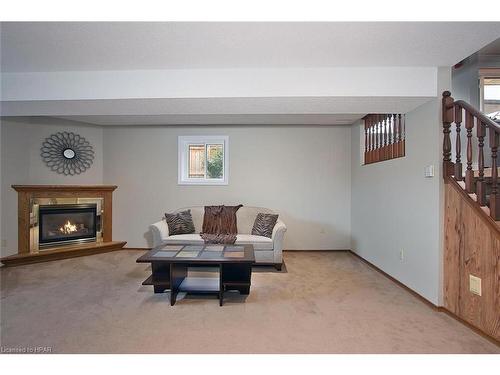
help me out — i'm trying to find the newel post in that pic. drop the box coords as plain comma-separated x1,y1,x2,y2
442,91,455,177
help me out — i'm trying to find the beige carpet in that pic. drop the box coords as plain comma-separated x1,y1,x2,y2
1,250,498,354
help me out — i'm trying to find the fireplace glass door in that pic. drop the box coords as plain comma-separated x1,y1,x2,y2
39,204,97,246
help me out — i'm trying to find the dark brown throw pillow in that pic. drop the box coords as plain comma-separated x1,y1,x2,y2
251,213,279,238
165,209,195,236
202,205,243,235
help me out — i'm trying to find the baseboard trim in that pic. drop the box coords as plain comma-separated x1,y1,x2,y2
437,307,500,347
124,247,151,251
283,249,350,252
348,250,499,347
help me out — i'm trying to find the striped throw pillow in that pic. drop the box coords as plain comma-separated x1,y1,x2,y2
165,210,195,236
251,213,279,238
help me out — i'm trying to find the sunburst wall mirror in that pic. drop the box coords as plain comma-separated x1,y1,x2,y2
41,132,95,175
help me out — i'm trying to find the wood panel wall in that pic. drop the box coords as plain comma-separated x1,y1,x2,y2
444,180,500,340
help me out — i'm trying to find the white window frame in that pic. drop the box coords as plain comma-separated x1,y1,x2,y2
178,135,229,185
479,68,500,113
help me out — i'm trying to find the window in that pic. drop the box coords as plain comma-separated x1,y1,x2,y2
178,136,229,185
480,68,500,122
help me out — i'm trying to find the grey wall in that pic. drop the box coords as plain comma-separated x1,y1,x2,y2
452,55,500,107
452,56,481,108
450,56,500,170
0,117,104,257
102,125,352,250
350,68,451,305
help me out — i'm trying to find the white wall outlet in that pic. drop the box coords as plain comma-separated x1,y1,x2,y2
424,165,435,178
469,275,482,296
399,249,404,261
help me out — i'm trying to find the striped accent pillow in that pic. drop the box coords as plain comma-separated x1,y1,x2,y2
251,213,279,238
165,210,195,236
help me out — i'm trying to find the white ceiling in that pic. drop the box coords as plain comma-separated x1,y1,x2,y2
2,22,500,72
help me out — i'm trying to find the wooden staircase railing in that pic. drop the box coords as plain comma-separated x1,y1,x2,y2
442,90,500,220
364,114,405,164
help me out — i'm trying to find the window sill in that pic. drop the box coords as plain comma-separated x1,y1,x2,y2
178,180,228,186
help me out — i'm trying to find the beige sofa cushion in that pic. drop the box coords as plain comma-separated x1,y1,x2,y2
164,234,204,244
235,234,273,250
164,233,273,250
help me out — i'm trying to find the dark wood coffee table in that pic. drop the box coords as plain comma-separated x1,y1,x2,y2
136,244,255,306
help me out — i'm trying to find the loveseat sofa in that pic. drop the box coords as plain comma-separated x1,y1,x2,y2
149,206,287,269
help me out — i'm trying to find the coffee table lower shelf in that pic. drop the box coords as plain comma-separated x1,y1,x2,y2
140,269,251,306
142,275,170,286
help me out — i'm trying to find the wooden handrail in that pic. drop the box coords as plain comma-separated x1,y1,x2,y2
443,91,500,133
455,101,500,133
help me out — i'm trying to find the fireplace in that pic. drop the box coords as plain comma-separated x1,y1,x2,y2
1,185,125,267
39,204,97,247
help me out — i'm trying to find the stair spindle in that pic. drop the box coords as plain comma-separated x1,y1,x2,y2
377,115,381,162
364,120,369,164
389,114,394,159
396,114,402,157
476,120,486,206
366,116,370,164
384,115,388,160
386,115,391,159
465,111,474,193
454,104,463,181
370,116,375,163
384,115,389,160
381,115,385,161
489,129,500,220
401,113,405,157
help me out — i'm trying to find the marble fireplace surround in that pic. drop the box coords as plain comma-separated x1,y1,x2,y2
1,185,126,266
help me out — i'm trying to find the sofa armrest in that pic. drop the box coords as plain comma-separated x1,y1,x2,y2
149,219,169,248
271,219,287,264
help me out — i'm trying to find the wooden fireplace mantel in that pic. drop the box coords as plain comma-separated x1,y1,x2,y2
12,185,118,193
1,185,126,267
